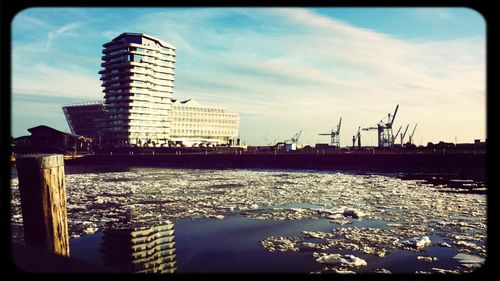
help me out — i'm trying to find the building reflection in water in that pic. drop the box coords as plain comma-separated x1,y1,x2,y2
100,220,176,273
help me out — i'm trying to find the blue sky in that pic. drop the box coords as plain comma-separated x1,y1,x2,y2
11,7,486,146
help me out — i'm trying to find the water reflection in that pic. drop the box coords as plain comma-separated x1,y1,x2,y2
100,221,176,273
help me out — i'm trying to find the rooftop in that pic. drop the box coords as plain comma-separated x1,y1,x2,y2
106,32,176,50
62,101,105,108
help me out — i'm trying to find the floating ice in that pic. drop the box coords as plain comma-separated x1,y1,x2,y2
436,242,452,248
313,253,367,267
261,236,300,252
205,214,225,220
83,225,98,235
431,267,460,274
402,236,431,249
302,231,330,239
10,168,486,273
302,242,329,251
453,253,485,269
417,256,438,262
455,241,482,251
329,218,352,225
360,246,386,257
374,268,391,274
330,268,356,274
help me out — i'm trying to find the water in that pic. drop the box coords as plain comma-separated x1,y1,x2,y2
68,216,466,273
10,166,486,273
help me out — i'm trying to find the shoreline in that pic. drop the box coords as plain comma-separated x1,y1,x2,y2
64,152,486,181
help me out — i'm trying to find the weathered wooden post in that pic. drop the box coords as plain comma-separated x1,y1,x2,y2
16,154,70,257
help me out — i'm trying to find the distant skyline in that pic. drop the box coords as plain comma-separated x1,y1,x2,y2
12,7,486,146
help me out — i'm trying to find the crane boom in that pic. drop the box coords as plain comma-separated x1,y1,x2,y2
409,123,418,144
352,127,361,141
394,125,402,140
410,123,418,138
401,124,410,140
390,104,399,127
291,130,302,143
295,130,302,142
319,117,342,147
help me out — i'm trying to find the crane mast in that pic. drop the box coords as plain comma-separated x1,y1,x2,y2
400,124,410,145
409,123,418,145
362,105,399,148
392,125,402,146
352,126,361,149
319,117,342,147
284,130,302,151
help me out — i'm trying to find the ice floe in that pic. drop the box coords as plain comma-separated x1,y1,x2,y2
455,240,483,251
313,253,367,267
431,267,460,274
402,236,431,249
417,256,438,262
453,253,485,269
261,236,300,252
302,231,330,239
329,268,356,274
436,242,452,248
301,242,329,251
373,268,391,274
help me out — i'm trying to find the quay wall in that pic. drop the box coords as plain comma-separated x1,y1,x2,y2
65,152,486,179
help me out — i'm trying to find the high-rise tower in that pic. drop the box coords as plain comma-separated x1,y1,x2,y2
99,33,176,147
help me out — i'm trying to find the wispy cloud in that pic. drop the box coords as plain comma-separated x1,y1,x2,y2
13,63,102,99
411,8,455,22
46,22,82,49
12,8,485,145
169,9,484,144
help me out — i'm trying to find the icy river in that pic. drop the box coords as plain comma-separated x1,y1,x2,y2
10,167,486,274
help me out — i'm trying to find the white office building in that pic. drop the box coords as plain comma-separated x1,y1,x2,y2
170,99,240,146
99,32,176,147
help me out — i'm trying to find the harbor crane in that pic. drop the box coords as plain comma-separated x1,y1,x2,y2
408,123,418,145
392,125,403,146
400,124,410,145
284,130,302,151
319,117,342,147
361,126,378,146
290,130,302,144
362,105,399,148
352,126,361,149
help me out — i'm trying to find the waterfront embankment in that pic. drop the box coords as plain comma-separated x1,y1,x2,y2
65,150,485,180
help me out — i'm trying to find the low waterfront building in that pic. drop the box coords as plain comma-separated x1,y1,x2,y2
170,99,239,146
12,125,92,154
63,98,240,147
62,101,108,144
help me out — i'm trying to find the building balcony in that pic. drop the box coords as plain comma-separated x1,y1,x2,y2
101,60,132,68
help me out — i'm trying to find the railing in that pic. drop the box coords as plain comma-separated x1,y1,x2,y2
63,101,105,108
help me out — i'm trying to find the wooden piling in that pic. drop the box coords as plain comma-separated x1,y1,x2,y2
16,154,70,257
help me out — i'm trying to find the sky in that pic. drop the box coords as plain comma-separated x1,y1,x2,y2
11,7,486,146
